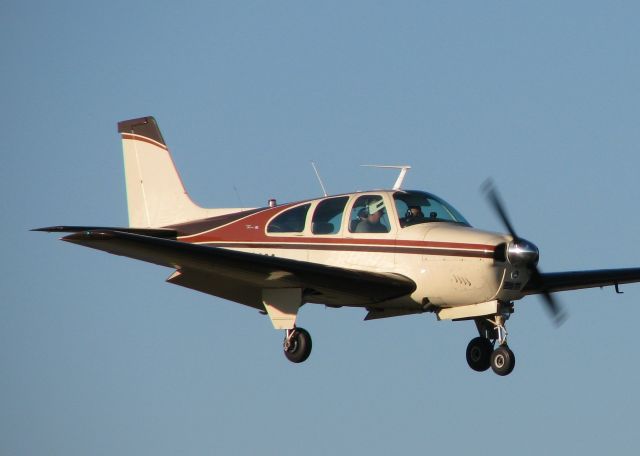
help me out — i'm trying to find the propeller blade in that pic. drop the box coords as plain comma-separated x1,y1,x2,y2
482,179,567,326
482,179,520,242
534,266,568,326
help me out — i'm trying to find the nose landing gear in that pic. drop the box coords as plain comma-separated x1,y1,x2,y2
466,313,516,376
490,345,515,376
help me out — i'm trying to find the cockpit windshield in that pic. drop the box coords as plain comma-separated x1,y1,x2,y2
394,191,470,228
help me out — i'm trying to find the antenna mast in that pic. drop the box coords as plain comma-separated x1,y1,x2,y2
311,161,328,197
361,164,412,190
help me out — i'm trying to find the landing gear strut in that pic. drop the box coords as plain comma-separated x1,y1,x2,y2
283,327,312,363
466,310,516,376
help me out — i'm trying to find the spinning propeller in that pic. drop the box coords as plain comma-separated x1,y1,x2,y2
483,179,568,326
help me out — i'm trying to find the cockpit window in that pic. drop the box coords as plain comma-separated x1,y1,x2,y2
267,203,311,233
312,196,349,235
394,191,470,227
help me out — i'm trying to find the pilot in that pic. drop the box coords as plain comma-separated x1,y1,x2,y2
404,205,425,226
355,199,388,233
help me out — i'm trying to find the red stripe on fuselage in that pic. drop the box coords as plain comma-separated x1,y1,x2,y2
175,202,496,259
189,241,495,258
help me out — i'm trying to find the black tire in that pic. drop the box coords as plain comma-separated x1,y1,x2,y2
283,327,312,363
490,345,516,376
466,337,494,372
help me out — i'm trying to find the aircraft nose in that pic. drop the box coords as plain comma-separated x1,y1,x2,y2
506,238,539,268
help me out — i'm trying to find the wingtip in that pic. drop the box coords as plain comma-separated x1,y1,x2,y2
32,226,61,232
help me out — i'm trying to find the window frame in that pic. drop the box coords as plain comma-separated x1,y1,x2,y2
346,193,397,235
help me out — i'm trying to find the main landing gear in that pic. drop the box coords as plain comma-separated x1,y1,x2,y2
283,327,312,363
466,314,516,376
261,288,312,363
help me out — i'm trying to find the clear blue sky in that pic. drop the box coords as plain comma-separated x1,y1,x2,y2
3,1,640,454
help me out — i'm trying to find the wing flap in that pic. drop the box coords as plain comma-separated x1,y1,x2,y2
167,269,264,310
61,230,416,305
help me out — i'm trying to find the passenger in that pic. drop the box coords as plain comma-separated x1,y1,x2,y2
355,199,388,233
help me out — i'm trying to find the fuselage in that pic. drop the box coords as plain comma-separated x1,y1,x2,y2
169,190,533,312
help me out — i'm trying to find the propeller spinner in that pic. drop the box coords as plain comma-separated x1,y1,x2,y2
482,179,567,326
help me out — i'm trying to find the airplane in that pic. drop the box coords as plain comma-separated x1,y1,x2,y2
35,116,640,376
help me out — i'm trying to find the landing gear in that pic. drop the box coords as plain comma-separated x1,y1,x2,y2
491,345,515,376
466,337,494,372
466,311,516,376
283,327,312,363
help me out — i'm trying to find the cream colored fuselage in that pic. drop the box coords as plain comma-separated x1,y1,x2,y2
210,191,531,313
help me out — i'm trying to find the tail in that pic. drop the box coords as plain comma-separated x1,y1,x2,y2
118,116,245,228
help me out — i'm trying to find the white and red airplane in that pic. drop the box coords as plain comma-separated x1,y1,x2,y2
36,116,640,376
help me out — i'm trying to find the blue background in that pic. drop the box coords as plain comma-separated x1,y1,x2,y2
3,1,640,454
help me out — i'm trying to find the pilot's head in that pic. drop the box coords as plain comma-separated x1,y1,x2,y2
367,199,385,222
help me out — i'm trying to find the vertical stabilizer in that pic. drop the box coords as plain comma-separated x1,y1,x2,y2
118,116,245,227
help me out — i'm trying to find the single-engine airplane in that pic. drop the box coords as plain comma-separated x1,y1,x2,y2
36,116,640,376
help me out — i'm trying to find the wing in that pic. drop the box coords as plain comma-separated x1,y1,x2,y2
58,230,416,310
523,268,640,295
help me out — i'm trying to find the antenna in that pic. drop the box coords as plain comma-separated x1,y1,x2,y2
361,164,412,190
311,161,328,197
232,184,245,209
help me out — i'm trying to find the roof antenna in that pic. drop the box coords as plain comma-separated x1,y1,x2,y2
361,164,412,190
311,161,328,197
232,184,245,209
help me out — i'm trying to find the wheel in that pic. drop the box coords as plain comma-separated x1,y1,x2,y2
283,327,312,363
466,337,494,372
490,345,516,376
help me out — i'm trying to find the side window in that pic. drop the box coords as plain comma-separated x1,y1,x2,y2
394,193,431,227
394,198,411,226
394,191,470,227
311,196,349,235
349,195,390,234
267,204,311,233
